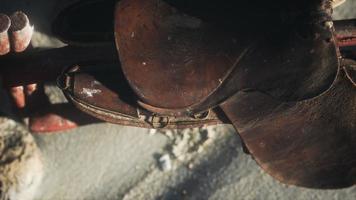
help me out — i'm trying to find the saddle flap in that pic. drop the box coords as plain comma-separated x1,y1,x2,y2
220,60,356,188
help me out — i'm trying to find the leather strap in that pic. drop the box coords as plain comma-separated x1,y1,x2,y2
59,64,229,129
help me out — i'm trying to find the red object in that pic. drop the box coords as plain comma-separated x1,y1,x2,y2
30,112,78,133
29,103,101,133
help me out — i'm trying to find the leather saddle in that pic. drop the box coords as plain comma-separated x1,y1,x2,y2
54,0,356,188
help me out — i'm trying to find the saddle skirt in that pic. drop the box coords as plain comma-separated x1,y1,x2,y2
55,0,355,189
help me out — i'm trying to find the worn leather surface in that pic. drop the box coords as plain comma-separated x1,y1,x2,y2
115,0,338,115
115,0,248,110
60,64,228,129
220,59,356,188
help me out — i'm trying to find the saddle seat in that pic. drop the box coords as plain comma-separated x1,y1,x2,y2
114,0,246,112
115,0,338,115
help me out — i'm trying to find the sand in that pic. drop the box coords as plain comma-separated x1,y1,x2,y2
0,0,355,199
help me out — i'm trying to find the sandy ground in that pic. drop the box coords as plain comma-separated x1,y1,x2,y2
0,0,355,199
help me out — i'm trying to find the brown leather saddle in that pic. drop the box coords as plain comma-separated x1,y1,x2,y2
54,0,356,188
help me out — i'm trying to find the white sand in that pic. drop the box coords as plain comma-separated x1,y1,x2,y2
0,0,355,199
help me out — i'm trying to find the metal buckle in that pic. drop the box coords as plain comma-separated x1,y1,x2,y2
150,115,169,129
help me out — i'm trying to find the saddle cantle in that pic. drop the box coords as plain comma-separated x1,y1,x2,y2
55,0,355,188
